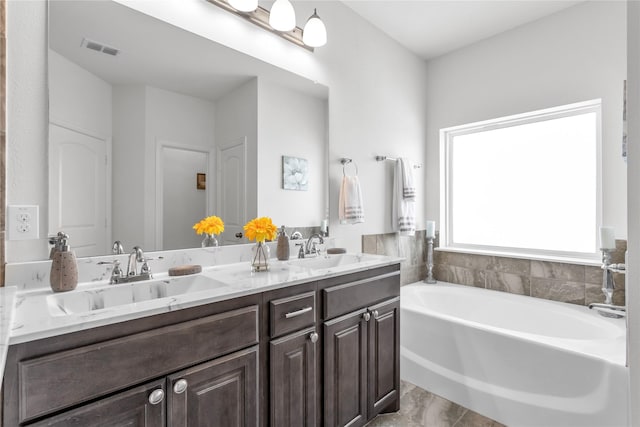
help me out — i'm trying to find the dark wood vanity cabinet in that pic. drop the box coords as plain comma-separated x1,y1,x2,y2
2,263,400,427
321,268,401,427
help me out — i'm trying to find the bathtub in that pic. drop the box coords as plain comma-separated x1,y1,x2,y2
400,282,629,427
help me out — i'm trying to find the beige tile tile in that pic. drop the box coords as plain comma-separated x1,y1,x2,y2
449,266,485,288
362,235,377,254
585,282,604,306
454,410,505,427
530,260,585,282
489,256,530,276
433,265,450,283
530,278,585,305
485,271,530,295
381,233,399,258
401,265,426,286
585,265,603,284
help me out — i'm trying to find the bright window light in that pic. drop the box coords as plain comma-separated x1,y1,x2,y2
441,100,601,260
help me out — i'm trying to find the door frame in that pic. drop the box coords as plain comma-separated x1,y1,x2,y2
155,139,215,250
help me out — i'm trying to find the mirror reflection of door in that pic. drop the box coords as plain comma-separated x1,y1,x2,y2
159,145,212,250
49,123,109,257
218,137,247,245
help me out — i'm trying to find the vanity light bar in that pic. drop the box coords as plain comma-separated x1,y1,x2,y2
206,0,312,51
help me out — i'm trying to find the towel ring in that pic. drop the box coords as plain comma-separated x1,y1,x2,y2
340,158,358,176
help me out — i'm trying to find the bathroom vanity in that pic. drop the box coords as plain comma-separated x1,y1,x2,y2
1,253,401,427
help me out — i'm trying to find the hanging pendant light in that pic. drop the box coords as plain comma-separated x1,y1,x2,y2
229,0,258,13
303,8,327,47
269,0,296,32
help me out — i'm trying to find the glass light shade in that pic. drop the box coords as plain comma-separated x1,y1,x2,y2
229,0,258,12
303,9,327,47
269,0,296,32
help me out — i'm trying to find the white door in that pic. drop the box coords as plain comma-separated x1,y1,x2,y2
218,138,247,245
49,123,109,256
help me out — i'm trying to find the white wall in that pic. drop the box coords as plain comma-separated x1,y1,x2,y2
6,0,49,261
49,50,112,138
626,2,639,424
214,79,259,221
424,1,627,239
257,79,327,227
112,85,146,248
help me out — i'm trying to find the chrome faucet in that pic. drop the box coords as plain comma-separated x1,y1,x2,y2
591,248,627,318
112,240,125,255
305,233,324,255
127,246,145,277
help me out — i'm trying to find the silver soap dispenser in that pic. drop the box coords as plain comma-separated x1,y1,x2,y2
50,233,78,292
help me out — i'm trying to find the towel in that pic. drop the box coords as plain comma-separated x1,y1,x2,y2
339,175,365,224
401,158,416,201
392,158,416,236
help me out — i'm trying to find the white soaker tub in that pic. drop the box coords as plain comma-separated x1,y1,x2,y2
400,282,629,427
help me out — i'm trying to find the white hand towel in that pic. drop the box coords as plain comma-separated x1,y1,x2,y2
401,158,416,201
392,159,416,236
339,175,365,224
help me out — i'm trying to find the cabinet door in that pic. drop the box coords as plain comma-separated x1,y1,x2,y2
270,326,318,427
167,346,258,427
323,309,368,427
29,379,166,427
367,297,400,417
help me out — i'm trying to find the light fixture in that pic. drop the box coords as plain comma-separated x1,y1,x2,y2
207,0,327,51
302,9,326,48
228,0,257,13
269,0,296,32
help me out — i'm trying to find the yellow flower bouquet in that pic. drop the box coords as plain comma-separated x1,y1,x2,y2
193,215,224,247
243,216,278,243
244,216,277,271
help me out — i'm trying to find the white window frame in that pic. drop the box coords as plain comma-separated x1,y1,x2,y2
439,99,602,264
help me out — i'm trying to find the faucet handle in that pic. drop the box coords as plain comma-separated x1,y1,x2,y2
98,260,124,284
295,243,305,259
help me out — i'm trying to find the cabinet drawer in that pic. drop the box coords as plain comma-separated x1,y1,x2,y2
322,271,399,320
18,305,259,423
270,291,316,338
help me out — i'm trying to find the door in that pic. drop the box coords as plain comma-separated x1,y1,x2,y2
367,297,400,417
270,327,318,427
30,379,166,427
49,123,108,257
323,309,368,427
218,137,247,245
168,346,258,427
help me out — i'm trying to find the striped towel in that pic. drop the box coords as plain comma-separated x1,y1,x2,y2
401,158,416,200
339,175,365,224
392,158,416,236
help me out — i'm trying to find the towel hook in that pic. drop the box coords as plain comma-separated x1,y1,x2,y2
340,158,358,176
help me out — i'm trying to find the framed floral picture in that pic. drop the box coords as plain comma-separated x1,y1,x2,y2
282,156,309,191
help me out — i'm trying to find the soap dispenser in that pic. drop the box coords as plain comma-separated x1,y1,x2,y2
276,226,290,261
50,233,78,292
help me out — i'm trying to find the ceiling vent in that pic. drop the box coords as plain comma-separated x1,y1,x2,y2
81,38,120,56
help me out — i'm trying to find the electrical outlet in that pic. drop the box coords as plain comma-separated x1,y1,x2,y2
8,205,39,240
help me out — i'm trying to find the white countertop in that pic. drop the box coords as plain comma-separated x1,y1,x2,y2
0,286,16,387
9,253,402,345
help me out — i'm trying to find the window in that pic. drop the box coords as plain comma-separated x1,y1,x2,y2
440,100,601,261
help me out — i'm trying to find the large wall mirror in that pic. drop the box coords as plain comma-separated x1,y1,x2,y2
48,0,329,258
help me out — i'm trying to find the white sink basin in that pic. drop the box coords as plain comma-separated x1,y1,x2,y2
287,253,366,270
46,275,229,316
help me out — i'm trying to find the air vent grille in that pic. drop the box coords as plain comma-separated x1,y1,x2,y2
81,38,120,56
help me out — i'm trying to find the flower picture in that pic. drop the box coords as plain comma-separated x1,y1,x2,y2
193,215,225,235
244,217,278,243
282,156,309,191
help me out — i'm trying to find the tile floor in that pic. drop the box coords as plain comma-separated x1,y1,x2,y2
365,381,505,427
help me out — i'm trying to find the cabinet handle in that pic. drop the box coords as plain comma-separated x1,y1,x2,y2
371,310,379,319
285,306,312,319
148,388,165,405
173,379,188,394
363,312,371,321
309,332,319,343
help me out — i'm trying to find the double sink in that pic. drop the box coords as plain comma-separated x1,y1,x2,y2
46,254,365,317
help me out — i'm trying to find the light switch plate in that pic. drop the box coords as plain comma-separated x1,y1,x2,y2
8,205,39,240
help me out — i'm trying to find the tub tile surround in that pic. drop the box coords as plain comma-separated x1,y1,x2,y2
365,381,504,427
363,230,626,307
